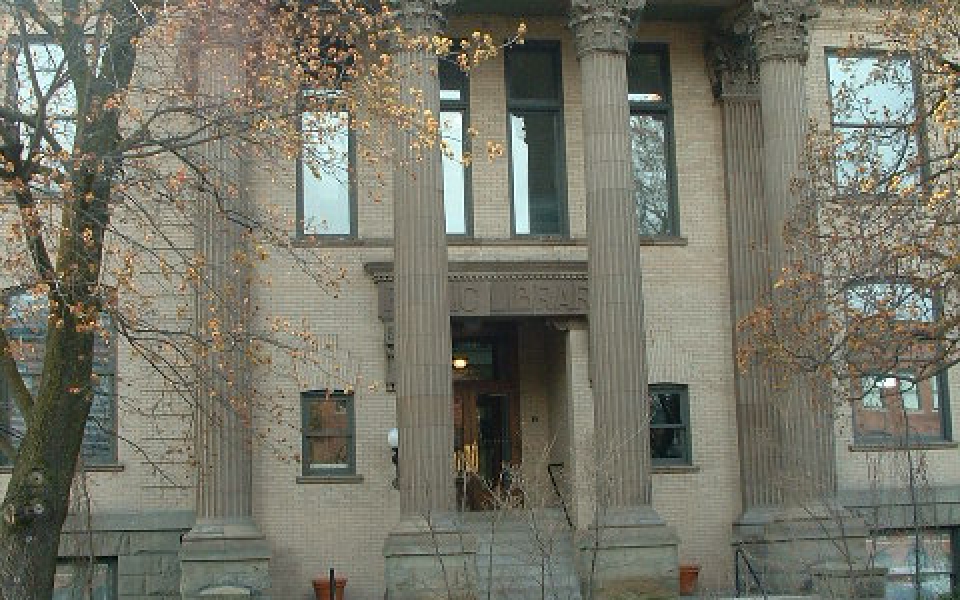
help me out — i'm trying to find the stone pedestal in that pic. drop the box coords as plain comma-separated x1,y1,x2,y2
577,508,679,600
180,519,271,599
734,506,873,596
384,516,477,600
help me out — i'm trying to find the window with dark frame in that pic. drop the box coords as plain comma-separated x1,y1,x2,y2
53,557,117,599
845,281,951,443
301,390,355,476
298,89,354,237
0,290,117,466
826,50,920,191
505,42,567,236
11,40,77,154
440,59,471,236
649,383,691,465
628,45,679,237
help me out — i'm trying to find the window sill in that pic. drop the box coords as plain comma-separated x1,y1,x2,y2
652,464,699,474
292,236,361,247
454,237,585,246
0,464,124,474
638,235,688,246
296,474,364,484
848,441,958,452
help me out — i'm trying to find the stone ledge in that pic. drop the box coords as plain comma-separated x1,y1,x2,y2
652,465,700,474
0,464,124,474
848,441,958,452
295,474,365,484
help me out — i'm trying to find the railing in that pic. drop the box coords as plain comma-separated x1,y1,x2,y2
547,462,573,528
734,543,768,599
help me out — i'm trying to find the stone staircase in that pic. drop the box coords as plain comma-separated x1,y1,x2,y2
463,509,582,600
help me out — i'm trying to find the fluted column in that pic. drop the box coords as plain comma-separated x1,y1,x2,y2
708,35,784,514
570,0,651,509
181,21,269,600
392,0,456,516
743,0,836,506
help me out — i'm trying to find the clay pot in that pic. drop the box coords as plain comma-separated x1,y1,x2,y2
312,576,347,600
679,563,700,595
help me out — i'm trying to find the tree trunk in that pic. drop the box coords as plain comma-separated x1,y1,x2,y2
0,316,96,600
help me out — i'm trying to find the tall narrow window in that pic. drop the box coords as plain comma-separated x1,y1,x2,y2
628,45,679,236
827,51,919,190
13,41,76,154
440,60,470,235
301,390,355,475
505,43,566,236
0,290,117,465
299,90,353,236
649,383,691,465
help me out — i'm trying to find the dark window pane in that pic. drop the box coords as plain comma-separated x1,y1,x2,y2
441,110,467,234
53,560,115,600
510,112,563,235
854,373,946,442
306,436,351,471
506,49,559,102
631,114,672,235
627,50,666,103
305,396,350,432
440,60,467,102
2,291,116,465
452,340,495,381
650,428,688,462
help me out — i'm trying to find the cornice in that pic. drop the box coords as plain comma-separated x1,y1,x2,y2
364,261,589,283
569,0,646,57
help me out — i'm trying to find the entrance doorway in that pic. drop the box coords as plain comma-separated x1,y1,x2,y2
452,325,522,511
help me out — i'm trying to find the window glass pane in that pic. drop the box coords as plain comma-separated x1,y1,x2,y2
631,114,672,235
16,43,76,153
869,531,952,600
828,55,915,125
847,282,933,322
441,111,467,235
53,560,114,599
510,112,563,235
307,436,350,471
627,50,666,103
900,378,920,411
854,373,946,442
650,428,687,462
305,396,350,432
650,391,683,425
506,49,559,102
301,111,351,235
862,377,884,409
2,292,115,465
439,60,467,102
452,340,495,381
835,126,918,189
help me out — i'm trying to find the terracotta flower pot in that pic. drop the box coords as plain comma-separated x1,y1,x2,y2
679,563,700,595
312,576,347,600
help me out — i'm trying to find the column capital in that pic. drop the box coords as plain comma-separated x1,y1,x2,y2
736,0,820,63
391,0,455,38
706,32,760,100
569,0,645,58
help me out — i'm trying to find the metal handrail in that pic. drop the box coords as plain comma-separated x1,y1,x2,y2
734,544,768,599
547,462,573,528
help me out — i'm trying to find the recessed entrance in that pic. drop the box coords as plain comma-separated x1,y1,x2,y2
453,324,522,511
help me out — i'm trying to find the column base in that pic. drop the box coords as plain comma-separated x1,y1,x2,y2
179,517,271,599
383,514,477,600
577,506,679,600
734,505,883,598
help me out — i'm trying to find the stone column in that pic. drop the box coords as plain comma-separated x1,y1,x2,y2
569,2,678,597
744,0,838,513
179,26,270,600
391,0,456,519
383,3,476,599
722,4,873,593
707,32,783,519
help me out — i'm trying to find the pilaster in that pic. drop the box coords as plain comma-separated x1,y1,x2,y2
570,2,678,597
179,27,270,600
